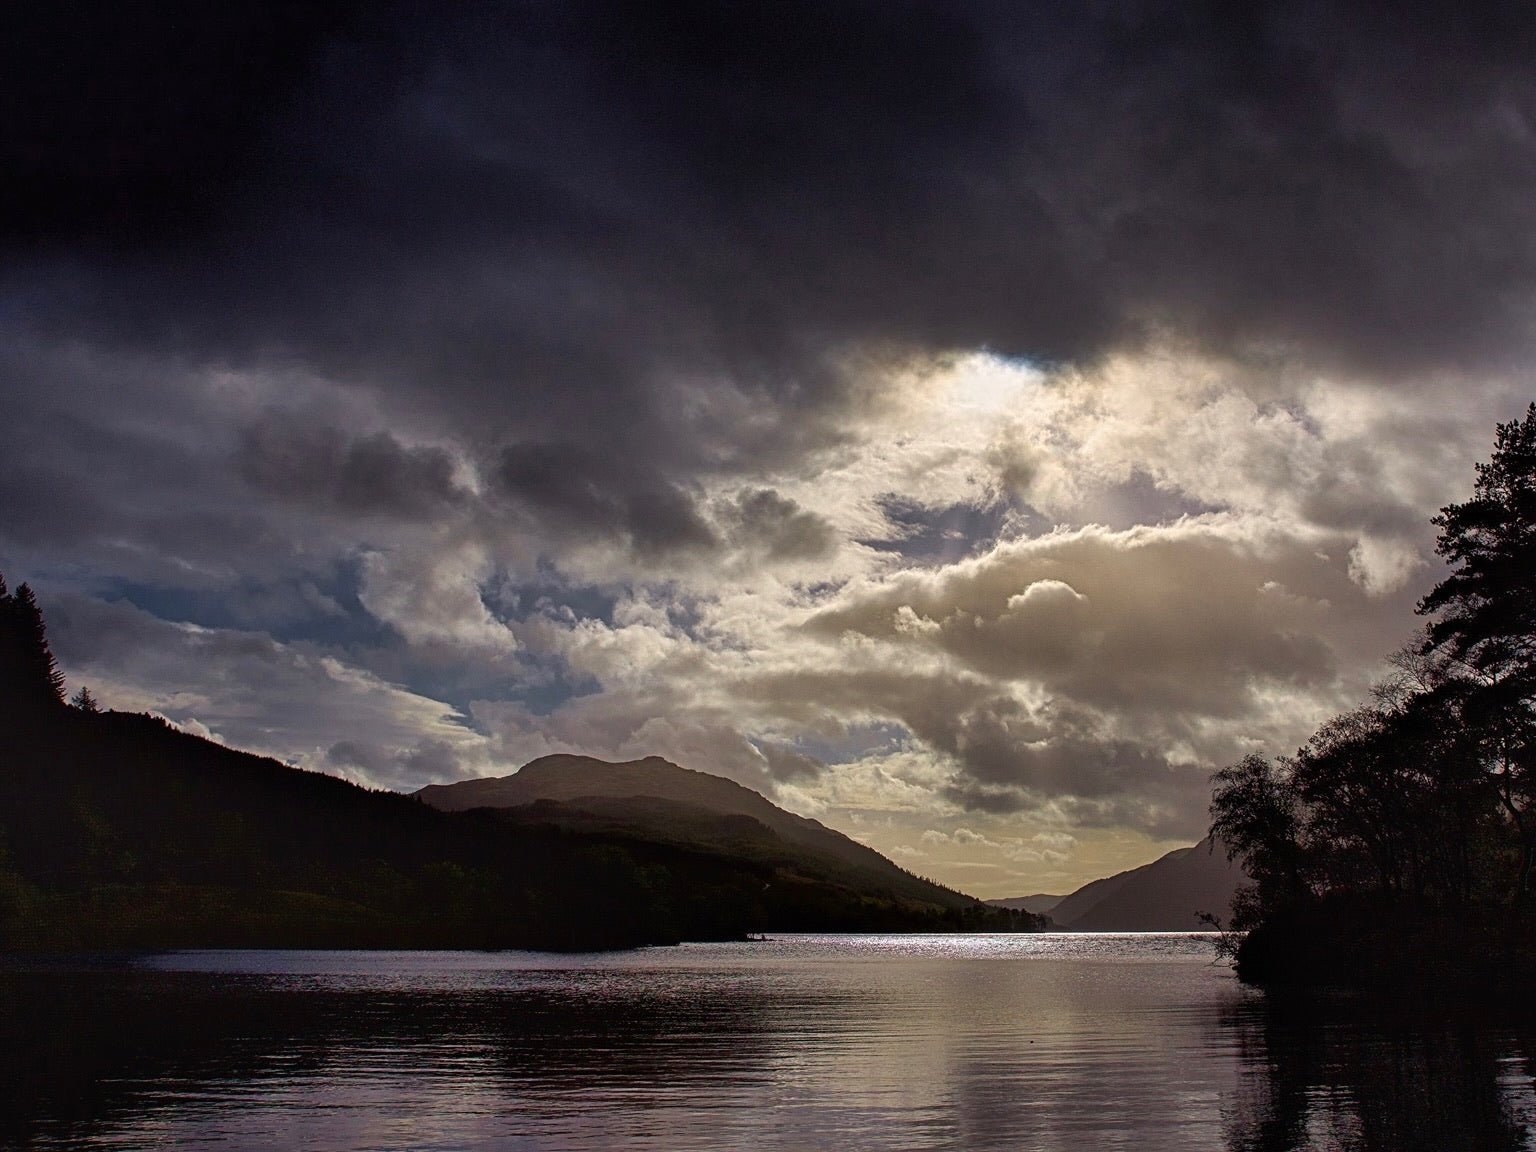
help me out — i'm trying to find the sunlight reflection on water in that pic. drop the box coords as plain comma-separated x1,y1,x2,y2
6,934,1535,1151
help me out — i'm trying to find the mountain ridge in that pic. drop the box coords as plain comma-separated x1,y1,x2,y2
416,754,985,912
988,838,1246,931
986,893,1065,915
0,567,1048,950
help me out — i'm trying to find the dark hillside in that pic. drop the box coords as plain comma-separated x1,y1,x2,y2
0,577,1040,950
1,705,704,950
985,894,1065,915
418,755,981,911
986,840,1245,931
1038,870,1135,928
1055,839,1244,931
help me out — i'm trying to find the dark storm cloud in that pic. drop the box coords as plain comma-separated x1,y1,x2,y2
0,463,109,548
2,2,365,247
5,0,1535,857
8,0,1536,562
745,662,1207,829
727,489,838,562
238,412,467,520
928,697,1194,823
755,741,828,784
0,340,297,588
494,442,718,557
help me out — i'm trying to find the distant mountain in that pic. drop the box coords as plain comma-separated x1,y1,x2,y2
986,893,1065,915
421,754,804,827
416,755,1003,916
1044,868,1138,927
988,839,1246,931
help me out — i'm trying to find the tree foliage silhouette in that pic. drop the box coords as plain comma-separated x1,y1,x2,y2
1211,407,1536,985
1420,402,1536,687
0,576,67,713
1418,403,1536,898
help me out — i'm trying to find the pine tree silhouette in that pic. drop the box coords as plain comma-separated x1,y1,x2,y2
0,574,19,707
0,574,67,712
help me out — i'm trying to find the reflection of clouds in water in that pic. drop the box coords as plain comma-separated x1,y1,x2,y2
9,938,1536,1150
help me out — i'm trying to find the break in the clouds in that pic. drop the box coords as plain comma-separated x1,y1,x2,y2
4,1,1535,892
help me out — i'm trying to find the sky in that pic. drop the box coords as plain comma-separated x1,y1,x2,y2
4,1,1535,896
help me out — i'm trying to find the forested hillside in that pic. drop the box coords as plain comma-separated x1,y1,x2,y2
0,577,1038,951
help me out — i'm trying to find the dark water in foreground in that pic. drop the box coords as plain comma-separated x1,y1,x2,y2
3,934,1535,1150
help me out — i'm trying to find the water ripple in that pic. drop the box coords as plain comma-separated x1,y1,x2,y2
3,935,1532,1151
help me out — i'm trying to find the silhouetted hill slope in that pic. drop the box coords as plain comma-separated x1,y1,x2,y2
417,755,981,911
986,840,1245,930
1029,839,1245,931
985,893,1065,915
1037,870,1136,928
0,576,1044,949
0,708,1039,950
0,708,688,950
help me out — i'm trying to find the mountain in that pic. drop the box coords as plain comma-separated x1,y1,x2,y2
0,706,1042,950
0,580,1044,950
986,893,1065,915
988,839,1246,931
416,755,996,914
1042,869,1137,927
1065,840,1243,931
0,703,716,951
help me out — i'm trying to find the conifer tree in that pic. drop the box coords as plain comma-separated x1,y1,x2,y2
70,685,100,712
1420,402,1536,689
0,579,67,711
0,574,21,708
1417,403,1536,899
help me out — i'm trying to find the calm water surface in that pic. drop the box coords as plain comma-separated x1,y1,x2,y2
4,934,1534,1150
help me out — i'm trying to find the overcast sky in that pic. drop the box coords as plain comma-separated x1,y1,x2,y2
5,2,1534,894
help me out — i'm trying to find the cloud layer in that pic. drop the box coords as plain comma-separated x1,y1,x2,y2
4,1,1535,891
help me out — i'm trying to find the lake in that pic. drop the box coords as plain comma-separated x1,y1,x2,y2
3,934,1534,1150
